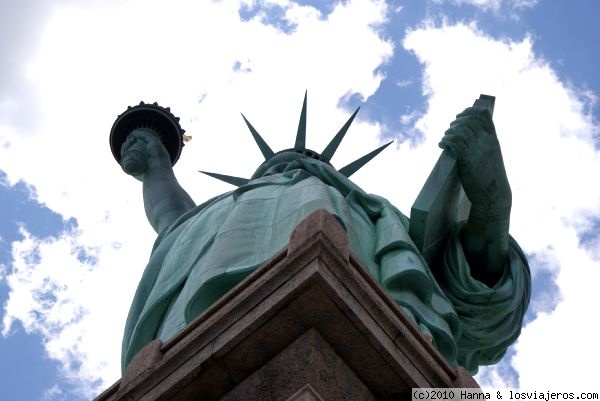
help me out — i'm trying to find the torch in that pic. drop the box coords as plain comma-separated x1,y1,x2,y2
109,101,189,174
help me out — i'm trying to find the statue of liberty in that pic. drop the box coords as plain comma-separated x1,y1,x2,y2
112,93,530,375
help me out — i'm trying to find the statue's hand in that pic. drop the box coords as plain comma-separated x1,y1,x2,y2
120,129,172,180
439,107,512,216
440,107,512,285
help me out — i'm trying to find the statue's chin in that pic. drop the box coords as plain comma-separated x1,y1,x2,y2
262,163,289,177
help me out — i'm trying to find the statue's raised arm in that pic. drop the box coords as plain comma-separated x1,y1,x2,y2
120,129,195,233
110,103,196,233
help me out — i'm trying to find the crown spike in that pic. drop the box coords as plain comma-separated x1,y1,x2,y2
199,171,249,187
295,91,307,150
338,141,393,178
321,107,360,162
241,113,275,160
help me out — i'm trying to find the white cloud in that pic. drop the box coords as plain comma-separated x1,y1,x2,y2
0,0,393,398
477,363,519,389
2,226,136,398
403,21,600,388
453,0,503,12
395,78,413,88
432,0,538,14
42,384,65,401
511,0,538,10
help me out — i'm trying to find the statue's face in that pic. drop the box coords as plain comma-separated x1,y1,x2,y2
251,149,325,179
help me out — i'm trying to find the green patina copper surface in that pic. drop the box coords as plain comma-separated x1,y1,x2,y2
115,94,531,375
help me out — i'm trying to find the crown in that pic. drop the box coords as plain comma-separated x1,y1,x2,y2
200,92,393,187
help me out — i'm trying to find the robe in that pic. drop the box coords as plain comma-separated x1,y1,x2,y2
122,157,531,374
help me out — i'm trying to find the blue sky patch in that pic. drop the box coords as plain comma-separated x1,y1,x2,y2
0,168,79,401
477,346,520,387
523,252,561,325
577,214,600,253
239,1,298,33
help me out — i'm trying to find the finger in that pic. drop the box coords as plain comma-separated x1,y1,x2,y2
444,124,473,145
129,129,151,144
449,115,470,127
451,115,494,141
121,148,147,176
439,136,467,157
450,113,489,131
440,127,469,157
451,110,486,126
456,107,495,129
121,139,147,161
121,134,139,155
447,134,470,157
129,128,160,145
438,138,455,155
455,107,475,119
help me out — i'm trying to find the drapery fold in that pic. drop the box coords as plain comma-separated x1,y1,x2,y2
122,158,530,374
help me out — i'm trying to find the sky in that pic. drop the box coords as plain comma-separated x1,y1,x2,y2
1,0,599,400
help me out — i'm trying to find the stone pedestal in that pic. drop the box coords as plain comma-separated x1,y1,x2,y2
94,209,478,401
